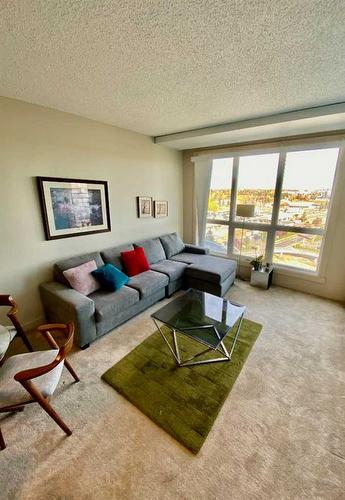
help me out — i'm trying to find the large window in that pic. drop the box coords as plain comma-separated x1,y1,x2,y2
236,154,279,224
205,158,232,253
207,158,233,221
204,147,339,272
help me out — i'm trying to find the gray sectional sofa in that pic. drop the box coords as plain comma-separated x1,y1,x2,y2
40,233,237,348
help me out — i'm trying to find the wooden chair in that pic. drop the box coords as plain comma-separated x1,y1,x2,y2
0,322,79,450
0,294,33,354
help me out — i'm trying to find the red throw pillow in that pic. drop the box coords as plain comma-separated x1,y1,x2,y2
120,247,150,276
134,247,150,273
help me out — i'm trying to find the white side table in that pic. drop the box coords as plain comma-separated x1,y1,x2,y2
250,266,273,290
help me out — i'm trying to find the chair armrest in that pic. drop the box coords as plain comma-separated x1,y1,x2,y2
37,323,72,349
39,282,97,348
14,358,61,382
184,244,210,255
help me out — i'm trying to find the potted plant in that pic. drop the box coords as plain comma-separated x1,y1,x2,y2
250,254,264,271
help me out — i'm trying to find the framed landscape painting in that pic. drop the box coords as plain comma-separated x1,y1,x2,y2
37,176,111,240
154,200,168,218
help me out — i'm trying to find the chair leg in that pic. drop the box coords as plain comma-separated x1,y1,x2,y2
1,405,25,413
22,381,72,436
36,396,72,436
64,360,80,382
0,428,6,450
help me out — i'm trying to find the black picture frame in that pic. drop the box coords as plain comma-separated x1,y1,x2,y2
37,176,111,240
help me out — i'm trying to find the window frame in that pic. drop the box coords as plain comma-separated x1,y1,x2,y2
204,144,341,275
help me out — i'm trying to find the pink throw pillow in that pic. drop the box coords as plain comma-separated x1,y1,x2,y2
63,260,100,296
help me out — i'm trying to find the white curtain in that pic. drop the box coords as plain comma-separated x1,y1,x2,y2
193,157,213,245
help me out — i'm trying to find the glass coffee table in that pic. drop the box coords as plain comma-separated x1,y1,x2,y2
151,289,246,368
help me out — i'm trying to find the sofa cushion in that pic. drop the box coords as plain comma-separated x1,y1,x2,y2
169,252,206,265
101,244,134,271
90,286,139,323
150,260,188,281
54,252,104,286
134,238,166,265
160,233,185,259
127,270,168,298
185,256,237,285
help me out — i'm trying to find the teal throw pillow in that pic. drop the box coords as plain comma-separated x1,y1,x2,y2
92,263,129,292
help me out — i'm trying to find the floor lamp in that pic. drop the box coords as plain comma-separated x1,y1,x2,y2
236,204,256,280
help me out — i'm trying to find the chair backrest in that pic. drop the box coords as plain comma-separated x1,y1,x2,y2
57,323,75,362
0,294,33,351
0,295,24,336
0,295,13,307
37,323,75,364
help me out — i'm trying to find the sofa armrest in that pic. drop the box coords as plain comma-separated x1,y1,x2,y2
184,244,210,255
39,282,97,348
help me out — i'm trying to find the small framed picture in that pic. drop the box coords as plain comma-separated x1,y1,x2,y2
154,200,168,218
137,196,153,218
37,176,111,240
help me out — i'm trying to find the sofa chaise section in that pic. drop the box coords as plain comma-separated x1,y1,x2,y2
160,233,237,297
183,256,237,297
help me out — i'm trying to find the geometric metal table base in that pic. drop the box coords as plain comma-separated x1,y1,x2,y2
152,313,245,368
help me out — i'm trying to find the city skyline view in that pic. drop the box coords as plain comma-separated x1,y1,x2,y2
206,148,339,270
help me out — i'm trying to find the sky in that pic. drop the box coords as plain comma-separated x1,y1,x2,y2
211,148,339,191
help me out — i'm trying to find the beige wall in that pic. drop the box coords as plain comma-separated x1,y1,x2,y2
183,138,345,302
0,97,183,327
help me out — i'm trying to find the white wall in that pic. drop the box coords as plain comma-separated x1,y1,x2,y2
183,138,345,302
0,97,183,327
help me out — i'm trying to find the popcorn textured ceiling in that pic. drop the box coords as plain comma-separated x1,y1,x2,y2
1,0,345,137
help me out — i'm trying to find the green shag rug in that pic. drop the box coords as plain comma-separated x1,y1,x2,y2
102,318,262,454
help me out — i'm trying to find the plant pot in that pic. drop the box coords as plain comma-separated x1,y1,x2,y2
252,264,262,271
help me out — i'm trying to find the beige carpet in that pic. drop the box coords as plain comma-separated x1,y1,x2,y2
1,282,344,500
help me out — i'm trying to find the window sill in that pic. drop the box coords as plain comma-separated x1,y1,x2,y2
272,265,326,284
208,251,326,284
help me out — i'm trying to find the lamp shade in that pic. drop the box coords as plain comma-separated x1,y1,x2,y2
236,204,255,218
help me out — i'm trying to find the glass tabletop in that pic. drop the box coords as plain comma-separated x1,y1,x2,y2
152,289,246,349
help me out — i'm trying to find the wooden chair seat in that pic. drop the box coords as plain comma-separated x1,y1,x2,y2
0,349,63,407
